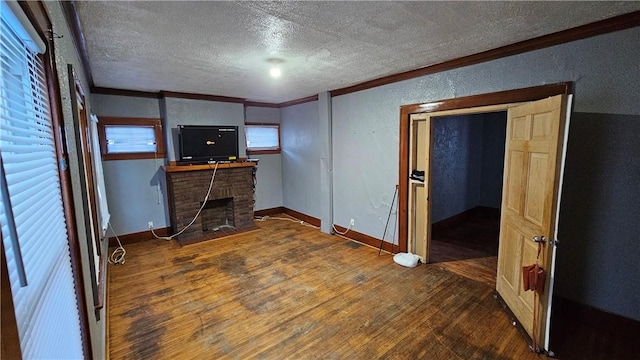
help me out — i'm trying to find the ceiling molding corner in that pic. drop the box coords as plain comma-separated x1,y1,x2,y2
60,0,93,88
330,11,640,98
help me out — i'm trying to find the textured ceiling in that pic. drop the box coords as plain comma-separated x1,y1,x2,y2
75,1,640,103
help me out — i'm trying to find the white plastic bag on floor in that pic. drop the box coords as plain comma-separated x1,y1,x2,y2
393,252,420,268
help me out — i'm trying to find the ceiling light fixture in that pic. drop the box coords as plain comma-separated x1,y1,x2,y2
267,58,284,79
270,67,282,78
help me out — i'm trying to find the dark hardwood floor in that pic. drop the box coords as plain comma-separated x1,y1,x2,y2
427,208,640,359
430,208,500,288
108,214,541,359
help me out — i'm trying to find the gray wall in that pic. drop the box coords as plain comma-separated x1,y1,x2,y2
91,94,168,235
430,113,506,223
557,112,640,321
281,101,321,218
480,113,507,208
91,96,283,234
331,27,640,320
47,2,106,359
431,115,483,223
245,106,283,211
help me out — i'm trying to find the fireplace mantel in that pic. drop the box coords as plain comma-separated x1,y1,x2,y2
163,161,256,173
163,162,257,245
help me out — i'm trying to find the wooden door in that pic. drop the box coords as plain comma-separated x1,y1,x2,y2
407,113,432,262
496,95,566,348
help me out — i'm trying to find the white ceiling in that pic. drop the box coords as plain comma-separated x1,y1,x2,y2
75,1,640,104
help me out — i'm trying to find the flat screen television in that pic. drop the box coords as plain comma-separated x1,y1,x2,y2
178,125,239,163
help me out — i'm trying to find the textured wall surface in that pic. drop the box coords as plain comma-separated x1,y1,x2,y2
246,106,280,123
430,112,505,223
91,94,160,118
281,101,321,218
480,113,507,208
90,94,169,235
557,112,640,320
245,106,283,211
331,27,640,319
431,115,483,223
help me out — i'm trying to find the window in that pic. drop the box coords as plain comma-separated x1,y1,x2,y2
0,1,84,357
97,117,165,160
245,122,280,155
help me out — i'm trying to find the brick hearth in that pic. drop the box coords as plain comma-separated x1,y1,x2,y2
165,164,257,244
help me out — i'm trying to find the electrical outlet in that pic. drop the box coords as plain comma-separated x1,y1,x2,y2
148,221,154,229
350,218,355,226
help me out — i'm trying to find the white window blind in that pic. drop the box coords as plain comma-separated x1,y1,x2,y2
105,124,157,153
245,124,280,151
0,2,84,359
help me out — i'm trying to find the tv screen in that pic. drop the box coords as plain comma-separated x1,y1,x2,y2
178,125,239,163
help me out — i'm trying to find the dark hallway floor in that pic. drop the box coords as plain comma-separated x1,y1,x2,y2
430,208,500,287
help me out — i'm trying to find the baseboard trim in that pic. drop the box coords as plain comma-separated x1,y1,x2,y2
432,206,500,234
108,227,171,247
254,207,285,217
552,296,640,338
332,225,400,254
108,207,303,247
282,208,321,227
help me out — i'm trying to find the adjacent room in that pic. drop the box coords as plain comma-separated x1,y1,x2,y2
1,1,639,360
428,112,507,288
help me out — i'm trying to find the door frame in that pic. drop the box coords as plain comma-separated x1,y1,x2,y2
408,105,513,263
398,83,572,351
398,82,572,254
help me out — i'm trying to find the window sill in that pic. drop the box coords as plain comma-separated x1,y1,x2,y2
246,149,280,155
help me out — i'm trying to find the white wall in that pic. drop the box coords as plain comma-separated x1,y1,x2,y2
330,27,640,320
245,106,283,211
280,101,321,218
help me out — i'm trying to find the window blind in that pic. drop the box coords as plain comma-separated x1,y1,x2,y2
105,124,157,153
245,124,279,151
0,4,84,359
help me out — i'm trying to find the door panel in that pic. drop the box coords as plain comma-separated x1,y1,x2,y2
524,152,548,226
496,95,566,348
505,150,525,213
407,113,431,262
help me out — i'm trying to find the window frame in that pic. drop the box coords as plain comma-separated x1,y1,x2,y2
1,1,90,356
245,122,281,155
97,117,165,160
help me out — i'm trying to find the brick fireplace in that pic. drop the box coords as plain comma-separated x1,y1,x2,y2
164,163,257,245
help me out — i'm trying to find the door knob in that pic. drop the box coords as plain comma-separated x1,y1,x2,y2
533,235,546,245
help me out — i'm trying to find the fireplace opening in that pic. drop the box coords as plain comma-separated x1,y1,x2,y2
200,197,235,232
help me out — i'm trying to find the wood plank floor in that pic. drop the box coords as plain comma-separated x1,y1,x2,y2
108,215,541,359
430,209,500,288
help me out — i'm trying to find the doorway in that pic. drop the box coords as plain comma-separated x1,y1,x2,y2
429,112,507,288
397,83,571,351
